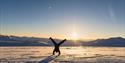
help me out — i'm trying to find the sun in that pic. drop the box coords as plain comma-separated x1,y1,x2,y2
71,32,79,41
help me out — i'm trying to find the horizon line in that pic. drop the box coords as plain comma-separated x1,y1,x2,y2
0,34,125,41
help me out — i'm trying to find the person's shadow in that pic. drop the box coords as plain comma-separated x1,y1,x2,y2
39,55,58,63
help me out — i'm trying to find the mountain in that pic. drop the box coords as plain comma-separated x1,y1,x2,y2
0,35,75,46
0,35,49,46
0,35,125,47
81,37,125,47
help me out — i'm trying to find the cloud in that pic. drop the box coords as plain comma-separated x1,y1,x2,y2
48,5,52,9
108,4,116,22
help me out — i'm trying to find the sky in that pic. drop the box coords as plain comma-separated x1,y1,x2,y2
0,0,125,40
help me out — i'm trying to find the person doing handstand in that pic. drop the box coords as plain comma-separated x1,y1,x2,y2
49,37,66,56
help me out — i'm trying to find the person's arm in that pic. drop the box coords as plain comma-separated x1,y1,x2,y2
58,39,66,45
49,37,57,45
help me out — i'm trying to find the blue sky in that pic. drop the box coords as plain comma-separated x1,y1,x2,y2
0,0,125,39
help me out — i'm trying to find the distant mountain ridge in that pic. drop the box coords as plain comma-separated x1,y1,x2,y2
0,35,49,46
0,35,125,47
82,37,125,47
0,35,75,46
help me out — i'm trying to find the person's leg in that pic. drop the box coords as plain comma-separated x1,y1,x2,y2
58,50,61,56
53,50,55,55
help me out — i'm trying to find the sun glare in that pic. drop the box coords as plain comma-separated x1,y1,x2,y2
71,32,79,41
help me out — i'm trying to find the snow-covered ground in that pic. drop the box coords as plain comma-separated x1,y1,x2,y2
0,46,125,63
